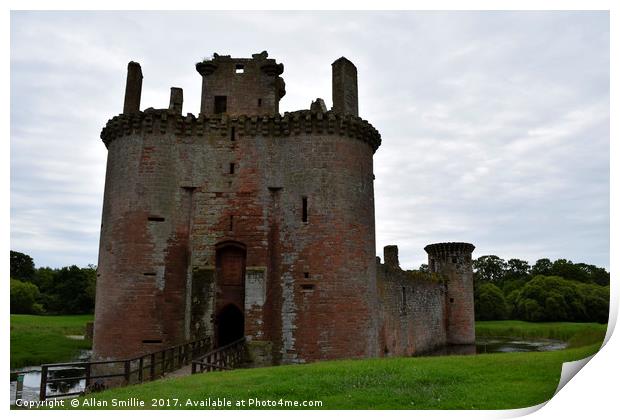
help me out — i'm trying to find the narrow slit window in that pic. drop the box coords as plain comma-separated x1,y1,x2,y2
148,216,165,222
229,163,235,174
142,339,162,344
230,126,236,141
229,215,234,231
258,98,262,107
143,272,156,276
304,272,309,279
235,64,245,74
402,286,407,307
302,197,308,223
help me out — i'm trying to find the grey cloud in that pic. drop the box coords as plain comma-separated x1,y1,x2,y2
10,11,609,270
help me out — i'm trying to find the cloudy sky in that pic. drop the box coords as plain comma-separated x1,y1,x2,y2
10,11,609,270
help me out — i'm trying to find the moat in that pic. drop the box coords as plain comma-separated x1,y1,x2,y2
423,336,567,356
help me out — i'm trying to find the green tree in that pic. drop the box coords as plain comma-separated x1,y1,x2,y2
473,255,507,286
45,265,96,314
531,258,552,277
550,259,590,283
513,275,607,322
505,289,521,318
32,266,57,292
577,283,610,323
10,279,43,314
505,258,531,281
10,250,35,281
474,283,508,320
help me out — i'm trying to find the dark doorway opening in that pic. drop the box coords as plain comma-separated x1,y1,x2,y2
216,304,244,347
215,242,246,347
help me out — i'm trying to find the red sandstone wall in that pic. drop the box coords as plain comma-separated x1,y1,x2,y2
94,129,190,360
267,131,379,362
95,110,381,363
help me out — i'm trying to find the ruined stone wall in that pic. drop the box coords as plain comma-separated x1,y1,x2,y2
196,52,285,117
376,247,447,357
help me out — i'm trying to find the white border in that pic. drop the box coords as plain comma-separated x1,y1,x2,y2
4,1,616,420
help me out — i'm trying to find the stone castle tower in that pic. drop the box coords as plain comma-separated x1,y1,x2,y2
425,243,476,345
94,52,381,363
93,51,475,364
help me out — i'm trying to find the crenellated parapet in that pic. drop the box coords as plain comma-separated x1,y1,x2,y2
100,109,382,152
424,242,475,258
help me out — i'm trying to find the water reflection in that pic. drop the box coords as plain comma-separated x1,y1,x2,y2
476,337,567,353
422,337,567,357
10,350,91,405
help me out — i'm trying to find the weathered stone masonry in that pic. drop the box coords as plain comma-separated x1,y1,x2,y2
93,52,475,364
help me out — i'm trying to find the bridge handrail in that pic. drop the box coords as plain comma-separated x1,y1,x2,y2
191,337,246,374
39,336,211,401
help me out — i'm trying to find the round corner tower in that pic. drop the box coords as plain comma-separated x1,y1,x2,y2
424,242,476,345
93,52,381,364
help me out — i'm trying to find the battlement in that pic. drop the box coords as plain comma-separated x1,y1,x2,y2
100,108,382,152
424,242,475,257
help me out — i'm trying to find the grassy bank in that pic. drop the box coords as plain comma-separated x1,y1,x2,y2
476,320,607,348
63,321,604,410
10,314,93,369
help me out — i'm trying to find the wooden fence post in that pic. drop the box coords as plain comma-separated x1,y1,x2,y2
85,363,91,389
39,366,48,401
138,357,144,382
124,360,131,384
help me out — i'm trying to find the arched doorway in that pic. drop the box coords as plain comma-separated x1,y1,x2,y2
215,242,246,347
216,304,244,346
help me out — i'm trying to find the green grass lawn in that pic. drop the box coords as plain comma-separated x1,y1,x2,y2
10,314,93,369
476,320,607,348
63,321,605,410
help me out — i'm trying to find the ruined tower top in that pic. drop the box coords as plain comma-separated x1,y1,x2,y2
332,57,358,117
123,61,143,114
195,51,286,117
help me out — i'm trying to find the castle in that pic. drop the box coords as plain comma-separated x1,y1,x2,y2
93,51,475,365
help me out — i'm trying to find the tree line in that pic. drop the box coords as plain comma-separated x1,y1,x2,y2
10,249,610,323
10,250,96,315
472,255,609,323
